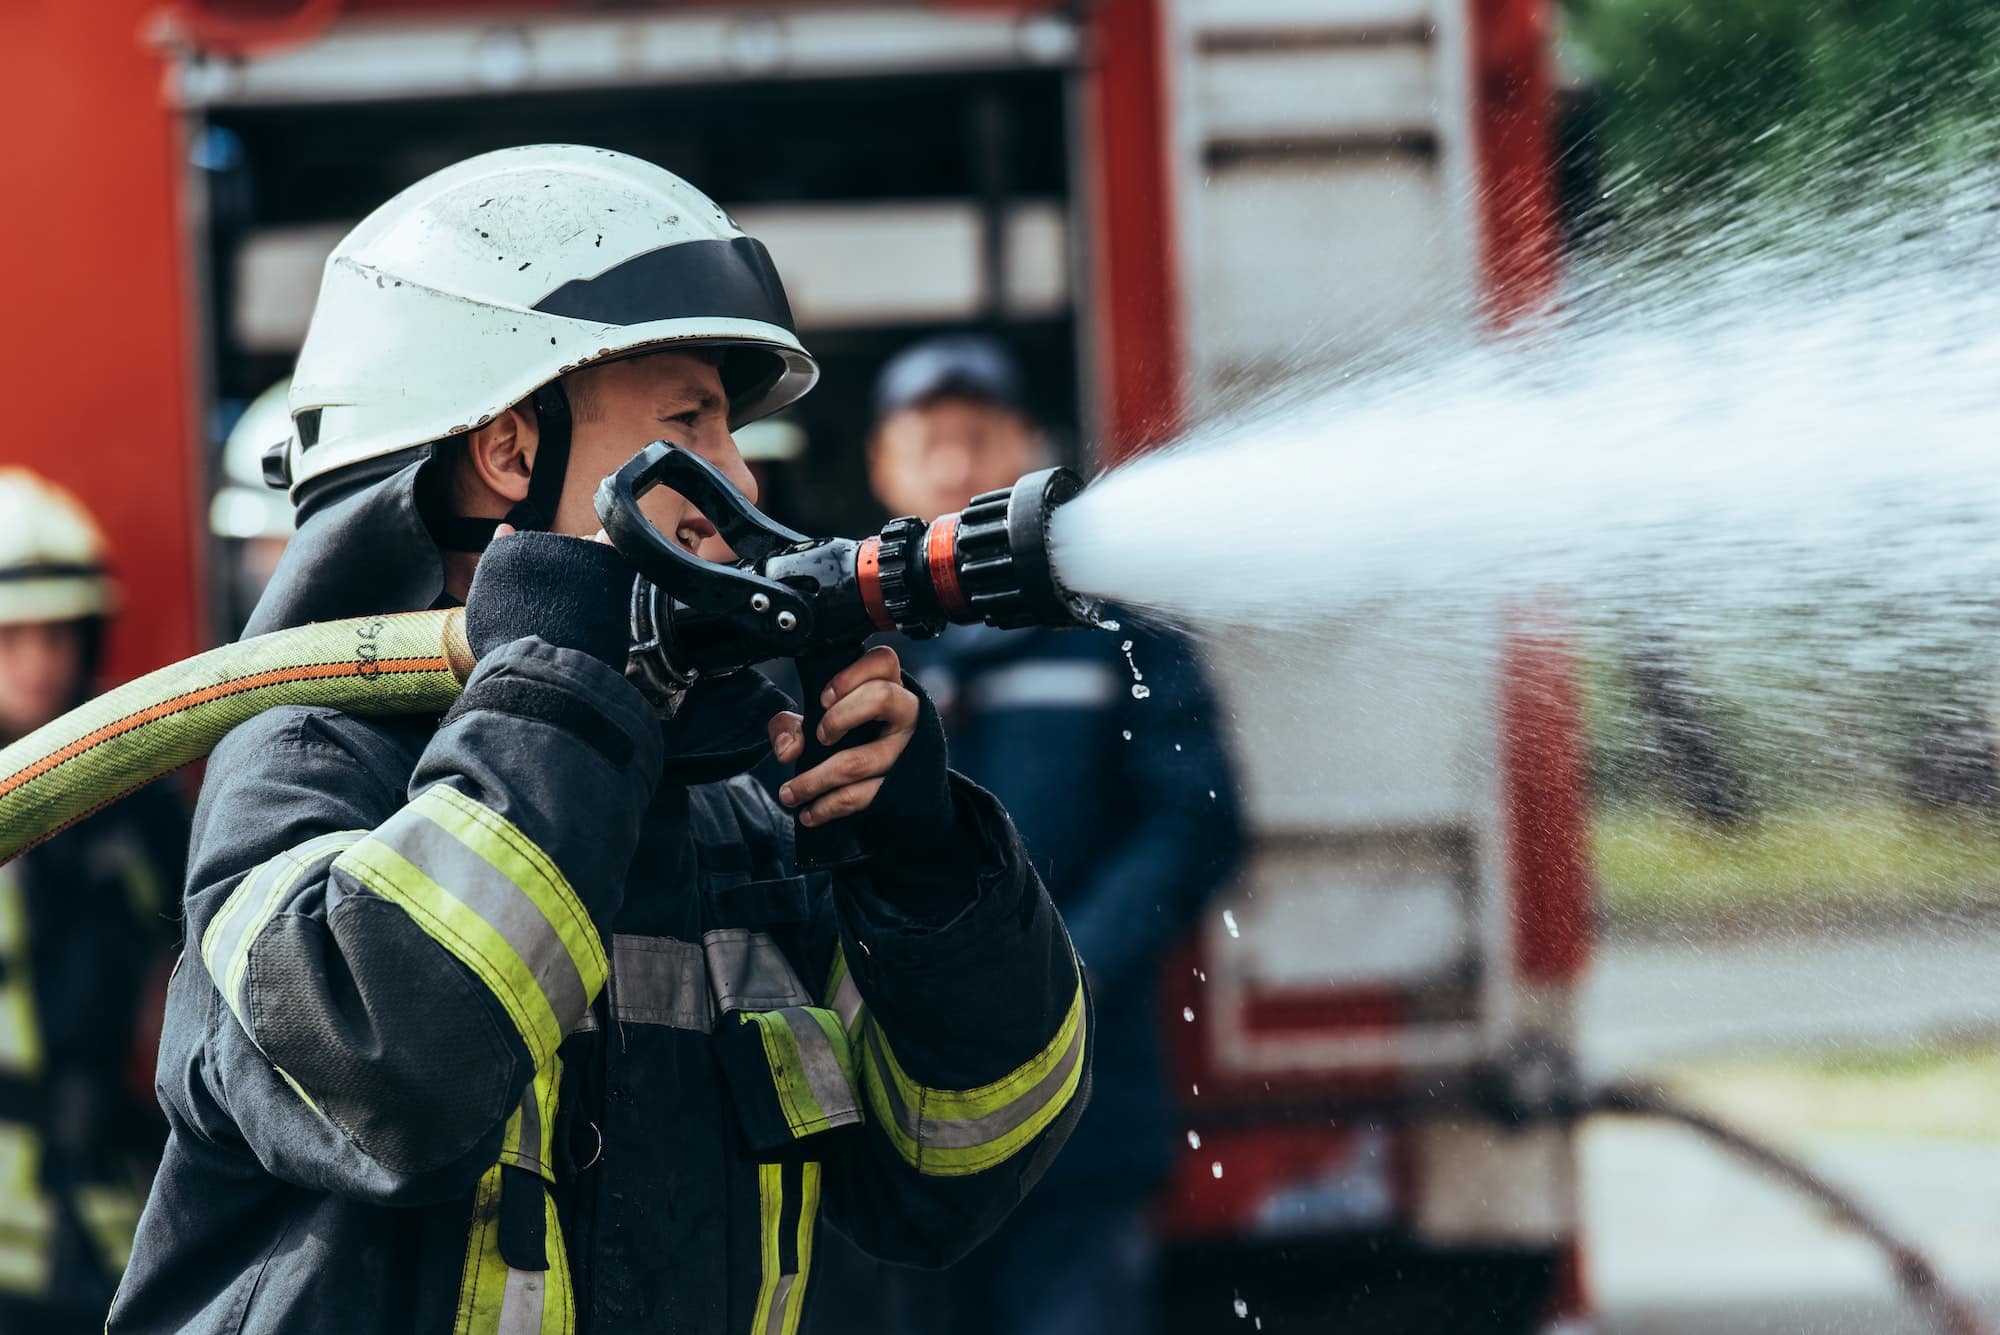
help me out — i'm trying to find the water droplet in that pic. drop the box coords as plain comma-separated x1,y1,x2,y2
1233,1298,1249,1319
1208,789,1217,799
1223,909,1240,939
1211,1161,1224,1179
1174,743,1183,751
1182,1006,1195,1022
1121,729,1133,741
1187,1130,1202,1149
1192,1083,1200,1096
1131,684,1152,700
1099,619,1120,632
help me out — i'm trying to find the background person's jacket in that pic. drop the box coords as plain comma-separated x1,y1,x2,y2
899,622,1241,1195
105,457,1090,1335
0,785,183,1330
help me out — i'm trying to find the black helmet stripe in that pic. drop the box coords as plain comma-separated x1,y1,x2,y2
532,236,797,334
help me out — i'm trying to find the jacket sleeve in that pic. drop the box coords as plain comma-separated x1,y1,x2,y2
1062,629,1246,995
812,775,1092,1269
176,637,660,1205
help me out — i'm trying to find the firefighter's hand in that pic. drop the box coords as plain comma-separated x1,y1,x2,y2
770,646,920,827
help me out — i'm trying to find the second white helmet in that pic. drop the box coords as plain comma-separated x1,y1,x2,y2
281,145,818,499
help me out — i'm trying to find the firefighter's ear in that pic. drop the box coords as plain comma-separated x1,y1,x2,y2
460,400,538,506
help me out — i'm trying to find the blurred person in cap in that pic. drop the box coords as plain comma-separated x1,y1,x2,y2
0,470,184,1334
110,147,1089,1335
209,380,295,633
810,336,1244,1335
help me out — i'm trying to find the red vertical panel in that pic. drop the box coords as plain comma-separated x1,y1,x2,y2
0,4,202,682
1501,619,1592,983
1087,0,1184,464
1468,0,1559,323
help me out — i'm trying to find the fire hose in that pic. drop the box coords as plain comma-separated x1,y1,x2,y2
1585,1080,1989,1335
0,444,1099,865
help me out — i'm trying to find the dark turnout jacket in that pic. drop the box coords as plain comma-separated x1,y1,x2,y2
107,458,1089,1335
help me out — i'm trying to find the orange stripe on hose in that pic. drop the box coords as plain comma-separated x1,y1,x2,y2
0,657,452,800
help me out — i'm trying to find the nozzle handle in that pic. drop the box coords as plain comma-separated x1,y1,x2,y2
792,646,876,873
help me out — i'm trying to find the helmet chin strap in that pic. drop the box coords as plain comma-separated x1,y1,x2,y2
434,382,576,552
505,383,576,534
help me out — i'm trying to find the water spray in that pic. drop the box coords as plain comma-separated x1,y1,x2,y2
0,444,1097,866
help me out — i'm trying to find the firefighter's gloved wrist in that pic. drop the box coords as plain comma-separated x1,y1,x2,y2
854,677,975,888
465,532,632,668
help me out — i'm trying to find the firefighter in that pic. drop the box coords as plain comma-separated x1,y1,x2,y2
811,337,1243,1335
208,379,296,633
109,146,1089,1335
0,470,184,1334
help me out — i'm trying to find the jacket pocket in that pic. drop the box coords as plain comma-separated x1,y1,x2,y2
715,1007,862,1155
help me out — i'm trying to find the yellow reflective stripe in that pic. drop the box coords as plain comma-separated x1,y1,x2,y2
0,867,41,1077
201,831,365,1027
453,1060,573,1335
858,974,1087,1178
414,785,608,1003
498,1058,559,1183
741,1008,859,1140
750,1163,782,1335
335,842,563,1070
749,1161,821,1335
450,1163,576,1335
786,1163,821,1335
0,1123,50,1297
73,1180,144,1276
336,786,606,1069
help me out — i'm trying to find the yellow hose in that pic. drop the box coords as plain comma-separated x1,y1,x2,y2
0,609,474,864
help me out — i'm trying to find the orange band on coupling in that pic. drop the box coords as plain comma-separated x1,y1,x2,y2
926,513,969,620
857,535,895,632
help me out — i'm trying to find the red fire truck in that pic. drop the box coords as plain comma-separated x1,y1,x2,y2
1,2,1583,1329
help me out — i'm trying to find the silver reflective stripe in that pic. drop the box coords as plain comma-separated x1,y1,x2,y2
705,929,810,1013
764,1272,798,1335
963,660,1119,711
498,1265,546,1335
611,935,713,1030
864,1017,1087,1152
782,1009,860,1128
829,968,864,1036
514,1085,544,1177
390,814,591,1032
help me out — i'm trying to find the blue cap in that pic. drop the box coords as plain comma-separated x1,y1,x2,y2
872,335,1028,425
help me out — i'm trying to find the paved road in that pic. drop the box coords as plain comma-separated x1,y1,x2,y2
1589,1121,2000,1335
1582,916,2000,1072
1584,919,2000,1334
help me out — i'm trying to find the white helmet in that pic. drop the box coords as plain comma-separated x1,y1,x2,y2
280,144,818,509
0,469,115,625
210,379,296,541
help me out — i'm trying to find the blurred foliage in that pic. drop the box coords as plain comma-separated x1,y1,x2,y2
1561,0,2000,214
1595,804,2000,923
1671,1041,2000,1140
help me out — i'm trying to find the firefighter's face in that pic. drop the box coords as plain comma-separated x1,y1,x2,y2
869,396,1043,520
555,352,755,562
0,619,84,740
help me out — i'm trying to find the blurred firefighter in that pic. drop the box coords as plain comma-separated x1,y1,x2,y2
809,336,1244,1335
208,380,295,633
0,470,184,1334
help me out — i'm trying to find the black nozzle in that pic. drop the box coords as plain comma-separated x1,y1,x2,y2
949,467,1094,630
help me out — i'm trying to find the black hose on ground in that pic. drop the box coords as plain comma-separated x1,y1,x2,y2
1587,1080,1990,1335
